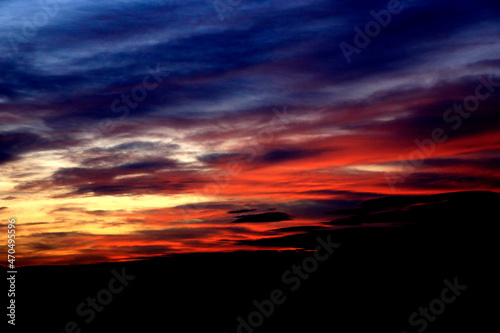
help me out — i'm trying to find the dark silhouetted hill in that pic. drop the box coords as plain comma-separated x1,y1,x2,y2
3,191,497,332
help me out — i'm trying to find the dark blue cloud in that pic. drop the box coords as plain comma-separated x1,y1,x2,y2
261,148,323,163
1,0,499,131
118,160,178,170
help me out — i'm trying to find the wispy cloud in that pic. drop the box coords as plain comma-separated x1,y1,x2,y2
1,0,499,265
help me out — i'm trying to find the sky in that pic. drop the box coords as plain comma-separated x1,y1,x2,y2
1,0,499,266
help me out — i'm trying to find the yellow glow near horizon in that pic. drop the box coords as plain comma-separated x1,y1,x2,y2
3,194,216,224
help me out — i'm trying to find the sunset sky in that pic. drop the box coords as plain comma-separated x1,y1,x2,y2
1,0,499,266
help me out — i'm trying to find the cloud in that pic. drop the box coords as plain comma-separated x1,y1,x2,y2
108,141,179,152
260,148,324,163
232,212,293,223
326,190,500,225
228,209,257,214
198,153,249,165
272,225,327,233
